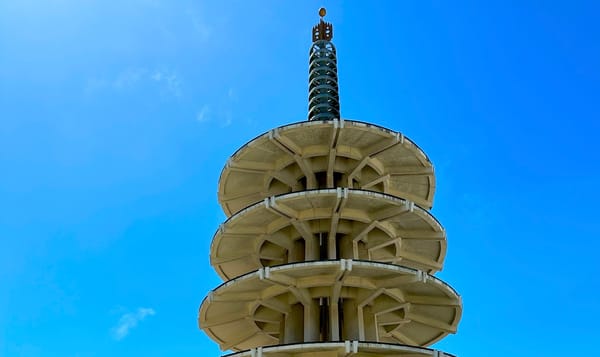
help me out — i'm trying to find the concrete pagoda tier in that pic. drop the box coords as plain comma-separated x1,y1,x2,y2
211,188,446,280
199,8,462,357
200,261,461,351
218,119,435,216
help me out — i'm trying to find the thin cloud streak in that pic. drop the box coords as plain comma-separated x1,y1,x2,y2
111,307,156,341
187,8,212,41
196,105,210,122
195,88,236,126
151,70,182,97
85,68,182,97
114,68,147,89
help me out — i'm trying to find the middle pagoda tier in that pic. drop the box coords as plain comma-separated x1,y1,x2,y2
199,120,462,353
211,188,447,280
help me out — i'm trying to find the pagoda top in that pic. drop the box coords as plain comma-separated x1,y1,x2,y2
312,7,333,42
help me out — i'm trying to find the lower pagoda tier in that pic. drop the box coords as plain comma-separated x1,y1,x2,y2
199,260,461,351
224,342,454,357
211,188,446,281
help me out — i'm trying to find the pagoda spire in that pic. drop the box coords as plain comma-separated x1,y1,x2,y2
308,8,340,121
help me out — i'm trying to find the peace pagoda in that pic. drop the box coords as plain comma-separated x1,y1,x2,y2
199,8,462,357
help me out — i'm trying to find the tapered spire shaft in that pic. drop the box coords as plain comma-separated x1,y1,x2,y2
308,8,340,121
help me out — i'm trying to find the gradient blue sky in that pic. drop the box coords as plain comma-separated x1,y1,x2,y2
1,1,599,356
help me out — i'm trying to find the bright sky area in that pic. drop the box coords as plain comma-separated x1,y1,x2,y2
1,1,599,356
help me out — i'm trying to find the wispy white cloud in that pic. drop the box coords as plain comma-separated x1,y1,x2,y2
114,68,147,89
196,105,210,122
187,8,212,41
85,68,182,97
111,307,155,341
196,88,236,126
221,110,233,127
150,71,163,82
151,70,182,97
227,88,236,100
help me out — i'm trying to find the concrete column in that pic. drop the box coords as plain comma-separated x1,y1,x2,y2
284,303,304,344
363,305,377,341
341,299,359,340
338,235,353,259
304,299,320,342
328,233,336,259
357,241,368,260
329,299,339,340
289,239,305,263
305,236,319,261
279,318,285,344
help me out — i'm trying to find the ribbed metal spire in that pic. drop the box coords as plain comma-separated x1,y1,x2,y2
308,8,340,121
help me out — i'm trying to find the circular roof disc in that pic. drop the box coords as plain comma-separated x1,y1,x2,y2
199,260,462,352
218,119,435,217
211,188,446,280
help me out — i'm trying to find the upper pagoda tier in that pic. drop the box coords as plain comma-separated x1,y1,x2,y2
218,119,435,217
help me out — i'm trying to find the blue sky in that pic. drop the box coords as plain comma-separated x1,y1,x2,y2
1,1,599,356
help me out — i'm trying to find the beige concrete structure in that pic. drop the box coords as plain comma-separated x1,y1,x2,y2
199,9,461,357
211,188,446,280
218,120,435,216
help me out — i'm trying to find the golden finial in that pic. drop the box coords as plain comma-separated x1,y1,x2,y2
312,7,333,42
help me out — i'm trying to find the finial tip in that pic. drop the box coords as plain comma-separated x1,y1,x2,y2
312,7,333,42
